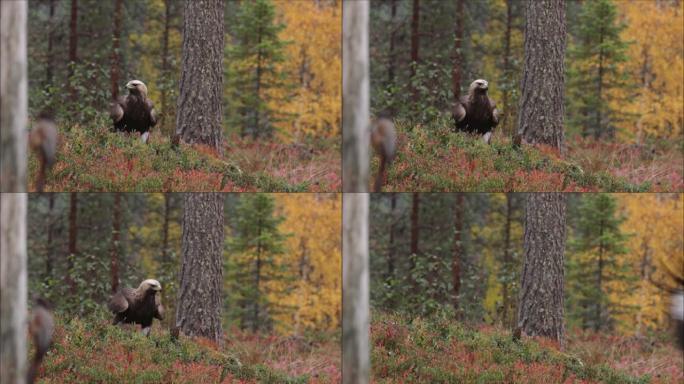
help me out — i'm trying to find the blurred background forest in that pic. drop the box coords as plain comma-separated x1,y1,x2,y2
369,193,683,382
25,193,341,381
27,0,341,192
368,0,683,192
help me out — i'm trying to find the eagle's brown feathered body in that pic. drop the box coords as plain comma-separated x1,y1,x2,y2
453,79,499,143
371,115,397,192
110,80,157,142
29,112,58,192
109,279,163,335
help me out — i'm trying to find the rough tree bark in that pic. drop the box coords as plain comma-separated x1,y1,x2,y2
518,0,566,152
0,4,28,382
410,0,420,103
110,193,122,293
0,0,27,192
343,193,370,384
176,0,224,152
452,193,464,312
342,1,369,192
452,0,464,100
176,193,224,343
518,193,567,347
110,0,123,99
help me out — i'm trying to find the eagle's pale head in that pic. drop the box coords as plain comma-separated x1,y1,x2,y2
139,279,162,292
126,80,148,96
469,79,489,93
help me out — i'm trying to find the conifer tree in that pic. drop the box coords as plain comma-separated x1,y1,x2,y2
227,194,291,332
566,0,632,140
226,0,292,139
566,193,633,332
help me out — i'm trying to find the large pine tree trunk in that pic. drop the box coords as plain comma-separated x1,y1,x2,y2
342,1,369,192
176,0,224,152
452,193,464,311
518,0,566,151
0,6,28,382
110,0,123,99
176,193,224,343
0,0,27,192
343,193,370,384
518,193,566,347
110,193,122,293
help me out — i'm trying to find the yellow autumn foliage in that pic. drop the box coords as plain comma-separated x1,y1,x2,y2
271,193,341,334
613,1,684,142
614,193,683,335
271,0,341,142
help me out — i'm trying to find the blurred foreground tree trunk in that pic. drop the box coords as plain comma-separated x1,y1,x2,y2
0,4,28,382
176,0,224,152
342,0,369,192
518,0,566,152
176,193,224,343
343,193,370,384
518,193,567,347
110,193,122,293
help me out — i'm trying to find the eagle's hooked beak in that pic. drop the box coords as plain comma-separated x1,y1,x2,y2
126,82,135,90
152,285,162,291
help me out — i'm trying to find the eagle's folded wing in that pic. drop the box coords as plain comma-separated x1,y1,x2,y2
146,99,158,127
108,288,134,313
489,98,500,125
155,294,164,320
453,102,466,123
110,98,125,123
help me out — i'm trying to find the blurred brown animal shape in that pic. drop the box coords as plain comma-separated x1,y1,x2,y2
371,114,397,192
29,112,58,192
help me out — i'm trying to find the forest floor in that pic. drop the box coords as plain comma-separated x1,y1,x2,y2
371,311,683,383
28,122,341,192
372,118,683,192
33,315,340,383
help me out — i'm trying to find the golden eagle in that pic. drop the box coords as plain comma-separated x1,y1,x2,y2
453,79,500,144
109,279,164,336
110,80,157,143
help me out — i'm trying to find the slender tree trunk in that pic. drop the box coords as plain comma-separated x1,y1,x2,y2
160,0,171,135
595,218,604,331
176,0,224,152
596,28,605,140
253,219,262,332
387,0,397,88
45,193,55,277
0,5,28,382
110,193,122,293
342,1,369,192
502,0,513,137
0,0,27,192
518,193,566,347
110,0,123,99
518,0,566,152
66,193,78,294
387,193,397,279
343,193,370,384
452,193,464,311
410,0,420,103
45,0,56,89
161,193,171,264
502,193,513,328
68,0,78,102
410,193,420,255
452,0,464,101
176,193,224,343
